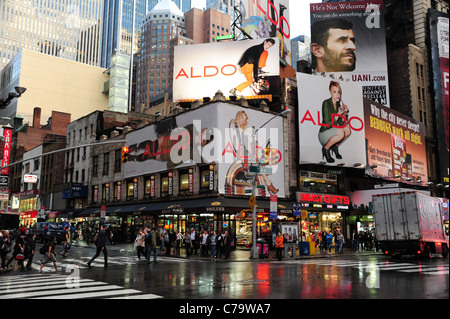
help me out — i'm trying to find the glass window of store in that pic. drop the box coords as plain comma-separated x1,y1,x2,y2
114,181,122,201
199,165,213,192
179,170,189,195
161,173,169,198
127,178,138,200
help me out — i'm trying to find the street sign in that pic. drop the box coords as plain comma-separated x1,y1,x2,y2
0,175,8,185
270,195,277,219
249,165,272,174
216,34,234,40
249,194,256,209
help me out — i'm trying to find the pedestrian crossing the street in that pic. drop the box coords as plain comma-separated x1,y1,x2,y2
0,273,163,299
279,258,449,276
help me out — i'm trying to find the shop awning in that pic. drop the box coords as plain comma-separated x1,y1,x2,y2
76,197,295,216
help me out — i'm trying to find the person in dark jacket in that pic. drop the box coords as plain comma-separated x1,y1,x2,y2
229,38,275,96
6,232,25,269
24,233,36,270
87,224,108,269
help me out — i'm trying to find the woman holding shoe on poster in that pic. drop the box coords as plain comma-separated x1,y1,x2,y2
318,81,351,163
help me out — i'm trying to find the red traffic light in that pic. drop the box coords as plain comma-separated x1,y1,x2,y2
121,146,130,163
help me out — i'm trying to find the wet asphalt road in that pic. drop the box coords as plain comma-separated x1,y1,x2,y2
1,243,446,301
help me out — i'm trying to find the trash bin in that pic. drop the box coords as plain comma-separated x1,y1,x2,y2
257,238,269,258
299,241,310,256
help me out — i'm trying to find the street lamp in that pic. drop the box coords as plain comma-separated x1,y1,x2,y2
250,108,291,259
0,86,27,109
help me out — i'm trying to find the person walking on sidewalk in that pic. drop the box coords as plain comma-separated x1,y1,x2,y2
24,232,36,270
210,231,217,259
0,230,12,270
326,231,333,255
134,229,146,260
275,231,284,261
60,226,71,257
145,227,158,264
87,224,109,269
175,229,183,256
39,236,58,273
6,232,26,269
184,231,192,258
337,231,345,254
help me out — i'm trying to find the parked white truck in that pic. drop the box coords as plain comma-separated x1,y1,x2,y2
373,191,449,258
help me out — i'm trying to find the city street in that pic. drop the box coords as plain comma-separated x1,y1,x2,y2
0,243,448,302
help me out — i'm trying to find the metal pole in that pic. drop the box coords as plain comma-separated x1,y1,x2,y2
251,174,257,259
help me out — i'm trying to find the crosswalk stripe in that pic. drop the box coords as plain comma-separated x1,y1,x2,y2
106,293,163,299
279,258,448,275
1,284,125,299
0,278,95,290
397,267,448,273
1,280,107,294
33,289,144,299
0,273,162,299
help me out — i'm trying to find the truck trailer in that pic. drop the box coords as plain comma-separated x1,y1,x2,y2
373,191,449,258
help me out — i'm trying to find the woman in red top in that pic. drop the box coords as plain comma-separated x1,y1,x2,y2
274,231,284,261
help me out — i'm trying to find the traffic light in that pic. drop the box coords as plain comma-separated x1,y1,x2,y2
121,146,129,163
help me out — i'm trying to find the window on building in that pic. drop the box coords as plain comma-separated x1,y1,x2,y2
114,149,121,172
92,156,99,176
103,152,110,175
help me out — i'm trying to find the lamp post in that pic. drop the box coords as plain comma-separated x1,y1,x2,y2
250,108,291,259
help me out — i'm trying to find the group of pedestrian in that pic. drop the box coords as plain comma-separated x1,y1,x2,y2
317,229,345,255
133,226,158,264
351,229,376,252
1,229,36,271
185,228,233,260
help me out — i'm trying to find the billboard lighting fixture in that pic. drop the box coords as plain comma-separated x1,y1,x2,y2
203,97,211,102
369,164,378,169
229,95,237,101
318,161,326,165
353,163,362,167
337,163,345,167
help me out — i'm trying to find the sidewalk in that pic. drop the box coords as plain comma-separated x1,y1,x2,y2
71,240,381,262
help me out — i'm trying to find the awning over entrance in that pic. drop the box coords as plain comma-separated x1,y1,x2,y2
77,197,294,216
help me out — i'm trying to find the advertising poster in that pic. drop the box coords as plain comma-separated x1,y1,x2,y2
310,0,390,107
296,72,366,167
173,38,280,101
124,103,285,198
239,0,291,65
429,10,449,185
364,98,428,185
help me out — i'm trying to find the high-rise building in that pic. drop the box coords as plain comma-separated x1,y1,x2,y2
291,35,311,71
206,0,237,20
135,0,190,111
185,7,232,44
101,0,154,69
0,0,104,69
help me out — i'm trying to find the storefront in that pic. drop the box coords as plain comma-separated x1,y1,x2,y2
11,189,40,228
77,197,293,245
295,192,350,239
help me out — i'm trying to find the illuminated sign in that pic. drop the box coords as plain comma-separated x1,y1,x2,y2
1,127,12,175
296,192,350,210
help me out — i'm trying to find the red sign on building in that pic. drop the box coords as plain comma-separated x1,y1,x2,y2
1,127,12,175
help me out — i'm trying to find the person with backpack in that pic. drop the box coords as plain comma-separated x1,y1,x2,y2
24,233,36,270
87,224,109,269
39,236,58,273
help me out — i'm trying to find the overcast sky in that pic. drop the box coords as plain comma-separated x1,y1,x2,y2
190,0,322,37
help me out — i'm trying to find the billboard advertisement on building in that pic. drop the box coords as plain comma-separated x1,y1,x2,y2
124,103,285,198
364,98,428,185
296,72,366,167
310,0,390,107
429,10,449,185
173,38,280,101
239,0,291,65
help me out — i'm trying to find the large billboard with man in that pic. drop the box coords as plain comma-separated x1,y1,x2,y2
310,0,390,107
